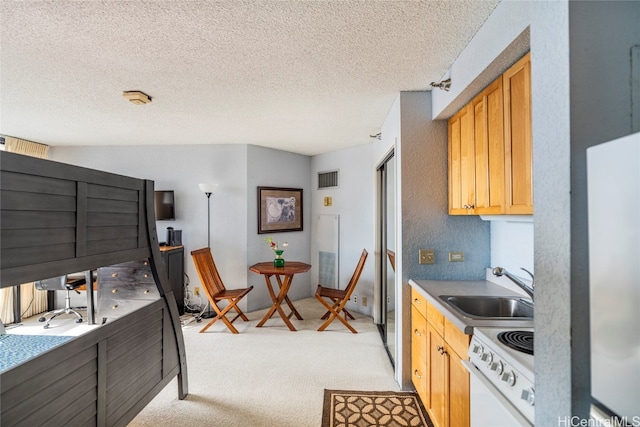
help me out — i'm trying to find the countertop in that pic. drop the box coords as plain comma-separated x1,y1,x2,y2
409,278,534,335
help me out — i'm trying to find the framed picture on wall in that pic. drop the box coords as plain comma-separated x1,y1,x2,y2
257,186,303,234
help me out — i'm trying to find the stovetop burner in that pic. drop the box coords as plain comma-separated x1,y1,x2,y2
498,330,534,355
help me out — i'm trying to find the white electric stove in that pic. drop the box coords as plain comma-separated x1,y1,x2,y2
464,327,535,426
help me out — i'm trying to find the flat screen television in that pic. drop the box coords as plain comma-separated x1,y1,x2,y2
154,190,175,221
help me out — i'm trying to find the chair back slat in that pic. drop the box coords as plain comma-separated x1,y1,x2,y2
342,249,368,300
191,248,226,298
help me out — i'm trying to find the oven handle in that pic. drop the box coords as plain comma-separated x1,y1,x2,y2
462,360,533,427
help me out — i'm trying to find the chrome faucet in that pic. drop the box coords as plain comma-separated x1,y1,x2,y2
492,267,535,302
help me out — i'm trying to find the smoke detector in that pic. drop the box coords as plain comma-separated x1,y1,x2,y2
123,90,152,105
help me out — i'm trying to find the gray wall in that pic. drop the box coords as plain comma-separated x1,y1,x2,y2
246,145,312,311
394,91,490,388
567,1,639,420
532,1,639,423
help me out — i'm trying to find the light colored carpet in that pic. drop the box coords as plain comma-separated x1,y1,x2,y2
128,297,398,427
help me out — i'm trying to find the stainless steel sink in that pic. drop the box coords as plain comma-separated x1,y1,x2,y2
439,295,533,320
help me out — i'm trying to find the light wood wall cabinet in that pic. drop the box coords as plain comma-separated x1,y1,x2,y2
503,52,533,214
448,52,532,215
411,289,470,427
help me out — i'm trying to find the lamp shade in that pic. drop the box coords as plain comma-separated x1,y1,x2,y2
198,183,218,194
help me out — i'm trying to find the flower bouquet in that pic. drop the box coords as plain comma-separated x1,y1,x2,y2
266,236,288,267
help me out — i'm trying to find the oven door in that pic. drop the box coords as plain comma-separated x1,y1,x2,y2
462,360,532,427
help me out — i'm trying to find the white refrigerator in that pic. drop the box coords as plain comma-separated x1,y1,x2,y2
587,132,640,421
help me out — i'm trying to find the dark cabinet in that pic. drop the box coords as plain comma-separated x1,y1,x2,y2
97,246,184,322
160,246,185,315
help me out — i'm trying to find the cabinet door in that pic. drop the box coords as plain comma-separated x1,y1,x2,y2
427,324,447,427
504,52,533,214
447,347,470,427
473,76,505,214
411,305,428,404
448,104,475,215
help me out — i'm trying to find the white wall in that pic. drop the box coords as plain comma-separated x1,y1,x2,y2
489,219,534,275
310,143,375,316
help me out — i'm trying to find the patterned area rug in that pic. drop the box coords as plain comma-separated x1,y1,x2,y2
322,389,433,427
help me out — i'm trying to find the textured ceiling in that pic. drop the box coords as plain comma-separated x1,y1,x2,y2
0,1,499,156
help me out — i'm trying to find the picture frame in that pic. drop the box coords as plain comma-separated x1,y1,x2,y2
257,186,303,234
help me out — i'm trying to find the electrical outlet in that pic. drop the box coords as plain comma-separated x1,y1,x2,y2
353,295,358,304
362,297,367,307
194,287,200,296
419,249,435,264
448,251,464,262
387,296,391,304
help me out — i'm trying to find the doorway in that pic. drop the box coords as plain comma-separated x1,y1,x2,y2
376,150,396,366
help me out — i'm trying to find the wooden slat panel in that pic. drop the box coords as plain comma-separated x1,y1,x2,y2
62,400,97,427
77,182,88,257
87,225,138,242
1,243,76,269
107,310,162,356
86,237,138,256
1,247,149,286
1,227,76,249
88,183,139,202
1,151,143,191
17,373,97,427
163,306,179,373
1,210,76,229
88,198,138,214
1,190,76,211
1,347,98,426
1,350,97,409
107,340,163,391
0,170,76,196
107,360,163,425
87,212,139,227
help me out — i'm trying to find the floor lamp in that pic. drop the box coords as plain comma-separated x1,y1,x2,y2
198,183,217,318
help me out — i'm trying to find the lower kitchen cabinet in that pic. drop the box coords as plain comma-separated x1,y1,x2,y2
411,291,471,427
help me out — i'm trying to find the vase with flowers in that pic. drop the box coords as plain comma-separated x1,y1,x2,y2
266,236,288,267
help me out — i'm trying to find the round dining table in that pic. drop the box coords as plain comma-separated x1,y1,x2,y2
249,261,311,331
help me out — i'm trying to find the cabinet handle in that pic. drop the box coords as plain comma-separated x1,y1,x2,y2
414,298,421,304
111,273,118,278
144,289,150,294
437,345,447,355
111,289,118,293
111,305,118,310
414,329,422,337
414,369,422,379
144,274,149,278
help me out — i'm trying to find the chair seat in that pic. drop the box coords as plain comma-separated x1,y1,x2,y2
213,287,252,301
315,286,346,300
315,249,368,333
191,247,253,334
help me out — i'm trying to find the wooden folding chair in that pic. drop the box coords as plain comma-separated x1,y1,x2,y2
315,249,368,333
387,249,396,272
191,248,253,334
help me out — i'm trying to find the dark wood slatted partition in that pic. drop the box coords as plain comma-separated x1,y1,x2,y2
0,302,178,427
0,152,148,286
0,151,188,426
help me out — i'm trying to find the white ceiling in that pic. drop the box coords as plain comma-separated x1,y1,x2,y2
0,1,499,156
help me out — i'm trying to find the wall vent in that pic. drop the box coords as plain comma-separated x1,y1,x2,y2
318,170,339,189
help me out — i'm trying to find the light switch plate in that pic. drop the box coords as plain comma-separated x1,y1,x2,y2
419,249,435,264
